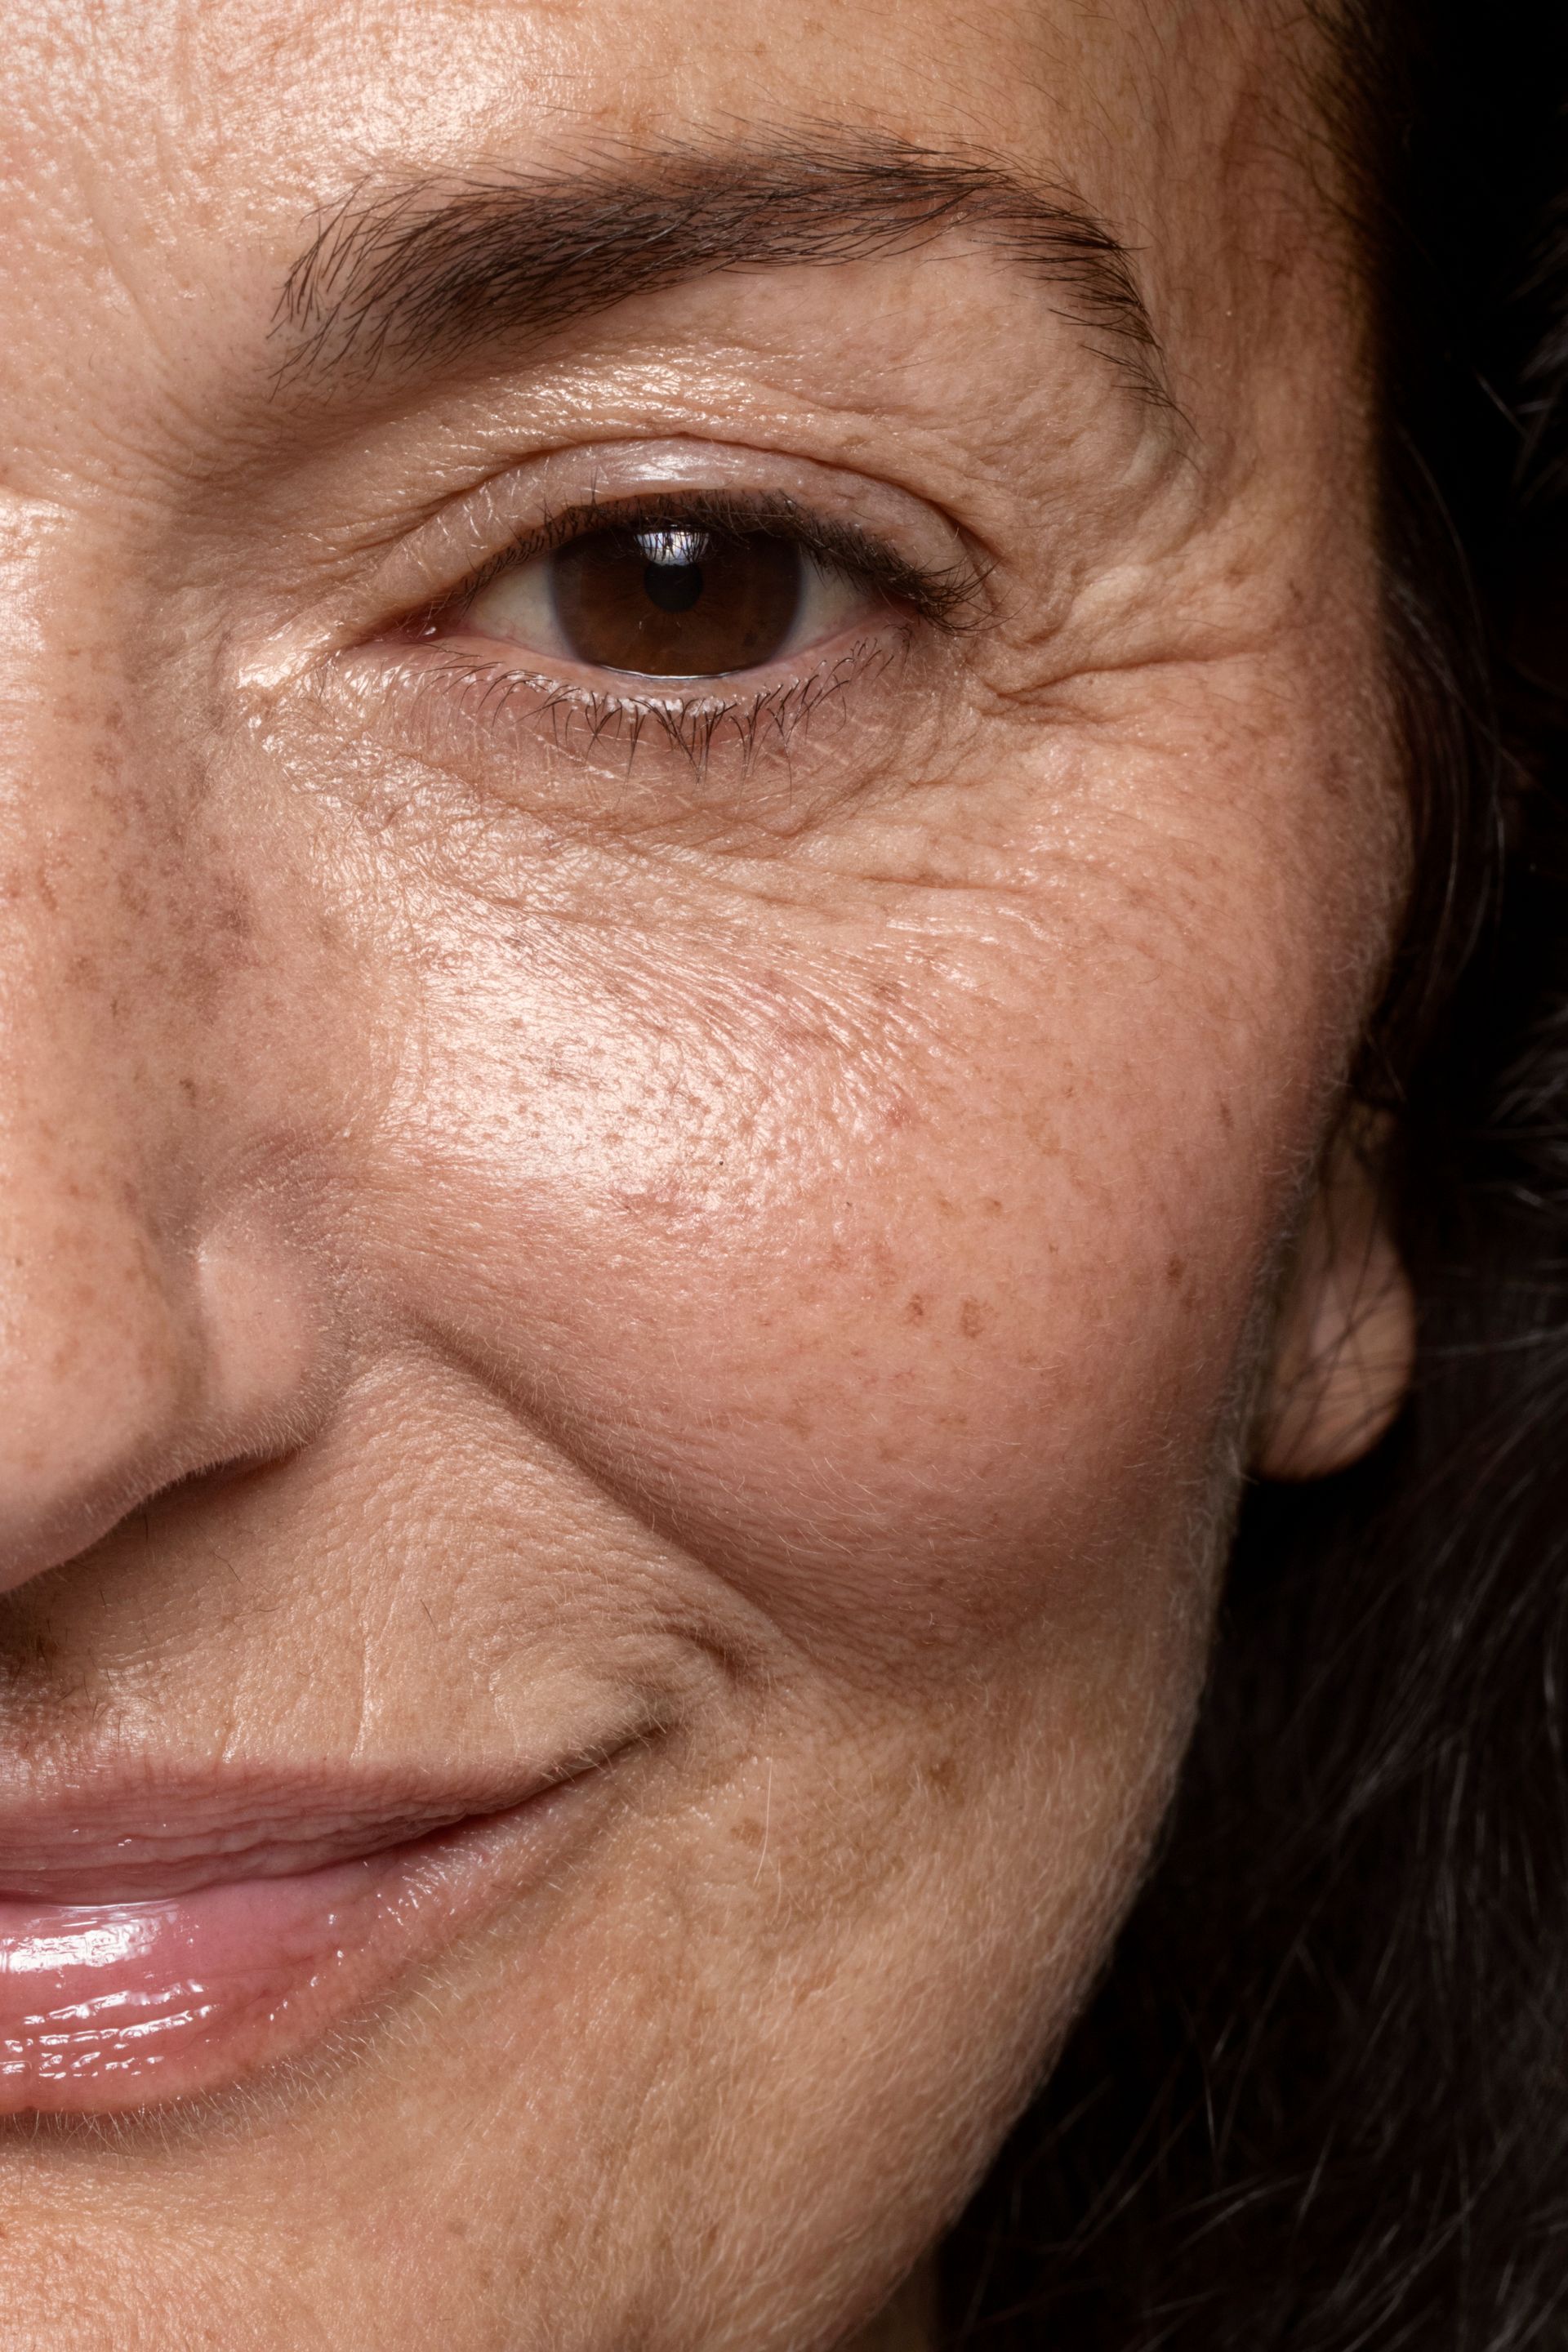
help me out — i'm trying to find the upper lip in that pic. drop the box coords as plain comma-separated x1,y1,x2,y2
0,1761,589,1903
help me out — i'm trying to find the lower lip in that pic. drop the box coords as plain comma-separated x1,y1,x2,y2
0,1793,581,2116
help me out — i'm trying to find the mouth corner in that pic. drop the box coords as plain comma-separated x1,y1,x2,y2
0,1744,628,2118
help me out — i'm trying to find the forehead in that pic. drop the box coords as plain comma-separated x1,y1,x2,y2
0,0,1319,416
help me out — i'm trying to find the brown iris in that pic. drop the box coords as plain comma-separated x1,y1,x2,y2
550,525,804,677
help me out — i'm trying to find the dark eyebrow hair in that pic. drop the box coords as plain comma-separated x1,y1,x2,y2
274,130,1173,414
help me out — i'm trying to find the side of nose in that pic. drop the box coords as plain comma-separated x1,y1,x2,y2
0,1129,320,1593
0,689,327,1597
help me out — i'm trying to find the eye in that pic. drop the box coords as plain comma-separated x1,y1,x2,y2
441,519,886,681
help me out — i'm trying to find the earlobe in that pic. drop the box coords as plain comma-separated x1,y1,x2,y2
1254,1121,1416,1482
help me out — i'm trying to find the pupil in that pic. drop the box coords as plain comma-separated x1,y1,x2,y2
642,557,704,615
550,523,804,677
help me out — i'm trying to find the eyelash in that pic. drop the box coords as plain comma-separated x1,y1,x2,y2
415,486,978,632
390,485,979,770
413,638,898,774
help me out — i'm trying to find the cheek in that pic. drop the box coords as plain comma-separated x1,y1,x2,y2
361,877,1313,1670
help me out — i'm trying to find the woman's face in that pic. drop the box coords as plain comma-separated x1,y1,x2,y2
0,1,1405,2345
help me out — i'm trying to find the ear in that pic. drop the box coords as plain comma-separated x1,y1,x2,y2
1254,1116,1415,1481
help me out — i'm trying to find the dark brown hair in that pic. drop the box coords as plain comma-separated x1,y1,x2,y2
946,11,1568,2344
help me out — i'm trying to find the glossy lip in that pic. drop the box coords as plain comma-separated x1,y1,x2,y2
0,1755,631,2116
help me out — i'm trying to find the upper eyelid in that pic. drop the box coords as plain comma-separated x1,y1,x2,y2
236,440,989,693
407,485,987,637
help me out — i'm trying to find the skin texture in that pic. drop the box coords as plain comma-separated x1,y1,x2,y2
0,1,1413,2345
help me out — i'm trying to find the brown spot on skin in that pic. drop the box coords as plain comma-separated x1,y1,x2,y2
1166,1254,1187,1285
959,1298,988,1339
904,1293,926,1325
209,875,256,944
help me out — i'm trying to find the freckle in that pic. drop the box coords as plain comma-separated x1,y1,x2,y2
1218,1097,1235,1131
982,1196,1003,1216
1166,1254,1186,1286
905,1293,926,1325
211,880,255,942
959,1298,987,1339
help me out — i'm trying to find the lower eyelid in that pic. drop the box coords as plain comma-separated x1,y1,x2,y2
360,631,902,777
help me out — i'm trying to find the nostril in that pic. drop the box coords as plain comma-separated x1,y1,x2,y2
0,1219,325,1597
0,1285,197,1593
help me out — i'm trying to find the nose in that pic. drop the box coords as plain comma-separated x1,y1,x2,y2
0,1143,319,1594
0,700,324,1599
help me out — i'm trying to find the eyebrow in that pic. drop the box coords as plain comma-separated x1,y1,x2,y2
274,131,1172,414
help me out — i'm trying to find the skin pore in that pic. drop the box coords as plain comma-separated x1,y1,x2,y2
0,2,1410,2347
